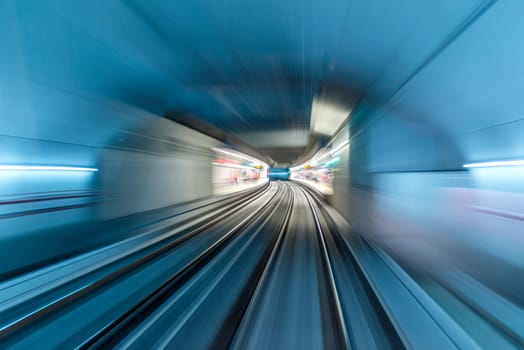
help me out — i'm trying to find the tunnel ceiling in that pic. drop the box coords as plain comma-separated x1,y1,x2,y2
2,0,488,166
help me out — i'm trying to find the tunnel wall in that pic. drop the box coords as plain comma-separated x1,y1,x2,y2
1,0,227,274
332,109,524,307
331,1,524,305
97,119,220,220
0,114,221,278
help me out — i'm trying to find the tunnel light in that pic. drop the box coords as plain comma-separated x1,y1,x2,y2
310,98,351,136
329,140,349,157
212,162,256,170
291,138,349,171
463,160,524,168
0,165,98,172
310,149,334,166
212,148,266,167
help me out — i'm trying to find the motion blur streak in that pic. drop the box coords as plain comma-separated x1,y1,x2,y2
1,0,524,349
463,160,524,168
0,165,98,172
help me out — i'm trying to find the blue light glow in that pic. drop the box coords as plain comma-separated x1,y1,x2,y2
325,157,340,167
0,165,98,172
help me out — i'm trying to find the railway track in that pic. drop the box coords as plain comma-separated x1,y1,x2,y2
1,182,405,349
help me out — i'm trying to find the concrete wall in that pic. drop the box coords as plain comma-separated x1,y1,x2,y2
97,119,220,220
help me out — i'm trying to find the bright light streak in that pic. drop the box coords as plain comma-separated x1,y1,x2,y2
310,152,331,166
463,160,524,168
0,165,98,172
212,162,257,170
212,148,266,167
290,139,348,171
329,140,349,156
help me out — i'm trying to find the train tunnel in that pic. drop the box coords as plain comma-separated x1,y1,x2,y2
1,1,523,349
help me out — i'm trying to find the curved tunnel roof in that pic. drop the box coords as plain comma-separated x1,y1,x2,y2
2,0,522,167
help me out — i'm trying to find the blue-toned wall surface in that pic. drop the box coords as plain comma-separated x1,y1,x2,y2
329,1,524,319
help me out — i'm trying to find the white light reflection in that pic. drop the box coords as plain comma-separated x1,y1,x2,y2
212,162,256,170
212,148,266,167
329,140,349,157
463,160,524,168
